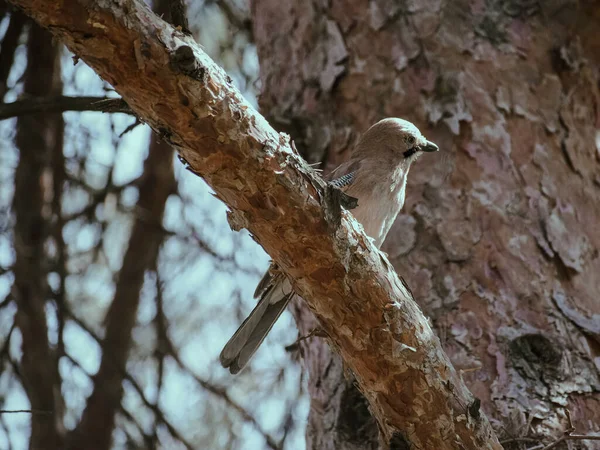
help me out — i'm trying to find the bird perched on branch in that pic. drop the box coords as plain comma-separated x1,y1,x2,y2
220,118,439,374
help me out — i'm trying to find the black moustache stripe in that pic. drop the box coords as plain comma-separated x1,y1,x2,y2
403,148,418,158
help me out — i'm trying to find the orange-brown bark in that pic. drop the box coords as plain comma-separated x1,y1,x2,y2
7,0,502,447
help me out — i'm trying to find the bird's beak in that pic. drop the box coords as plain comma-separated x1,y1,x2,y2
421,140,439,152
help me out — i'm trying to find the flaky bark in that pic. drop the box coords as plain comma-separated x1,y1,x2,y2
7,0,502,448
252,0,600,448
12,22,64,450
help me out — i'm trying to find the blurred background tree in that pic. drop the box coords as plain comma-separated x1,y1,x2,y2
1,0,599,450
1,1,305,449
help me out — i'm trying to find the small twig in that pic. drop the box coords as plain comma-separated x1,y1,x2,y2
0,96,134,120
118,118,143,137
0,409,53,415
163,342,281,450
538,434,600,450
285,328,327,352
500,437,540,446
0,323,16,359
0,295,13,310
525,410,600,450
565,408,575,432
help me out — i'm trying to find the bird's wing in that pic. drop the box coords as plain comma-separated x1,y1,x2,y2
253,263,275,299
330,171,355,188
327,159,361,190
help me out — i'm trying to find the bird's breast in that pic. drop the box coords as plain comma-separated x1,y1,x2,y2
347,180,406,248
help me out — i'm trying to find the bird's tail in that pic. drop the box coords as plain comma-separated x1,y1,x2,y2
220,276,293,374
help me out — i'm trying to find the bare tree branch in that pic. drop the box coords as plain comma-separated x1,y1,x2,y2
537,410,600,450
61,350,194,450
0,409,53,415
6,1,502,448
0,95,133,120
539,434,600,450
159,322,281,450
66,134,175,450
116,407,154,450
0,9,26,98
66,300,281,450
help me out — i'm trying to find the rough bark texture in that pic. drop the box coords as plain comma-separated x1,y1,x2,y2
7,0,502,448
251,0,600,448
12,22,65,450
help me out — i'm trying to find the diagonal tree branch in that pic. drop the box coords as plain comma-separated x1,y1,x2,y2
7,0,502,448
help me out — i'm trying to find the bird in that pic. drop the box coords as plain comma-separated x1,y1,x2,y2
220,118,439,374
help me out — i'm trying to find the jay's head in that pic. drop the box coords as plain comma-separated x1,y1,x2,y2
353,118,439,165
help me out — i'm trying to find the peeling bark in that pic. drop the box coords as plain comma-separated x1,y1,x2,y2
252,0,600,448
6,0,503,448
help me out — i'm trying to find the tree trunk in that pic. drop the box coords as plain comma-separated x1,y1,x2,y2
12,21,65,450
251,0,600,448
7,1,502,448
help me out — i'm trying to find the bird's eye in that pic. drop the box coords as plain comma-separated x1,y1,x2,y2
406,136,415,145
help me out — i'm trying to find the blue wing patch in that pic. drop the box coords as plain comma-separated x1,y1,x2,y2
330,172,355,189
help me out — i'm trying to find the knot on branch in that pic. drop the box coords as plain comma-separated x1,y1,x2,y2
92,97,131,114
337,384,378,444
170,46,206,81
227,209,250,232
389,431,410,450
468,398,481,420
509,333,565,380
